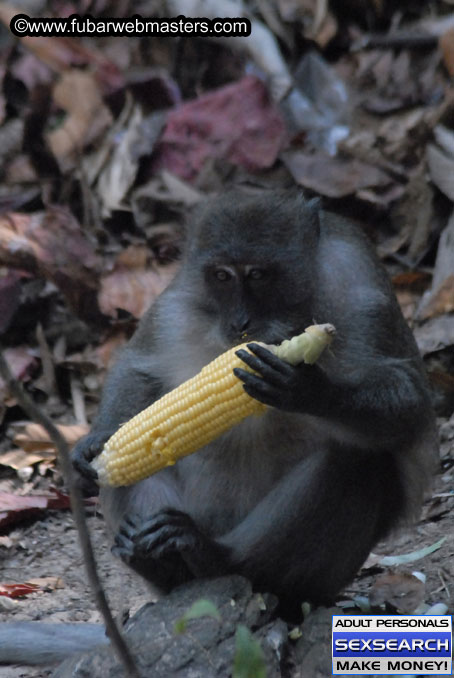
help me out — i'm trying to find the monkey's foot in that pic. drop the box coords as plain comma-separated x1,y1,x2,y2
112,509,229,587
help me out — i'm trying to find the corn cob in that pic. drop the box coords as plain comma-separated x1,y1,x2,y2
92,323,335,487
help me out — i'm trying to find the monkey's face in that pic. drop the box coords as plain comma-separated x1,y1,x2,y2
183,189,320,349
198,260,311,348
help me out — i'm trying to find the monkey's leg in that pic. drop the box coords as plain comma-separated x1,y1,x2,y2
219,444,404,613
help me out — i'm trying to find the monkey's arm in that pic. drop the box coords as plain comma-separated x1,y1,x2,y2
234,343,430,445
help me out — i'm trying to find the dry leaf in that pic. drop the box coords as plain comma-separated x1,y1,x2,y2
418,210,454,320
25,577,64,591
152,76,286,182
168,0,292,100
419,275,454,320
0,347,38,403
440,27,454,77
0,449,55,471
369,572,425,614
282,150,391,198
96,333,129,368
96,106,164,216
0,582,39,599
414,315,454,355
13,422,90,451
99,245,179,319
47,70,113,172
0,209,102,323
0,3,123,91
0,577,63,598
427,143,454,200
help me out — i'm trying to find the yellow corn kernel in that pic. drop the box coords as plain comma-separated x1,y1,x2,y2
92,323,335,487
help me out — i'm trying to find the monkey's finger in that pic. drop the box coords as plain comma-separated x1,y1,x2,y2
135,525,187,557
73,472,100,497
118,513,142,539
73,455,98,480
134,509,193,542
236,372,280,407
246,343,295,375
112,536,134,562
151,535,194,560
235,350,290,387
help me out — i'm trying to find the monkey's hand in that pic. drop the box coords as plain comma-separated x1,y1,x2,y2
234,343,329,414
72,431,113,496
112,509,230,589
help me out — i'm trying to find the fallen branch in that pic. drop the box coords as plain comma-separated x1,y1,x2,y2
0,348,140,678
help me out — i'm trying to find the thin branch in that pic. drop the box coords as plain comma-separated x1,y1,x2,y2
0,348,140,678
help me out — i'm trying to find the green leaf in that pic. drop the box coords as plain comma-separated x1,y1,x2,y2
174,598,221,634
233,624,266,678
378,538,446,566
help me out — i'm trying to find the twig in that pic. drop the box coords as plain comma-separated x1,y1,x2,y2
36,323,57,396
0,348,140,678
351,32,437,52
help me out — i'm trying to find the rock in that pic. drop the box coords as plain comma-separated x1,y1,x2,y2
291,607,337,677
53,575,287,678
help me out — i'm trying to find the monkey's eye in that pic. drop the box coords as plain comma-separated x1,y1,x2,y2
214,268,232,282
248,268,265,280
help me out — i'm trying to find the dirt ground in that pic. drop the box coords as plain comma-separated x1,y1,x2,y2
0,421,452,678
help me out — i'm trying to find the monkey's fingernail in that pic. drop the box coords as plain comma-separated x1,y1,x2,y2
246,343,260,351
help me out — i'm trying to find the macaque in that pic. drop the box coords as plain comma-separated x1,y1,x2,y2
72,189,436,618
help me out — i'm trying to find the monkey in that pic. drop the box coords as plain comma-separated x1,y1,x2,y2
0,190,437,666
71,189,436,617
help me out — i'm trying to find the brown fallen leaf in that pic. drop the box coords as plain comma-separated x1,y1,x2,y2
392,271,433,291
369,572,425,614
96,105,165,216
418,210,454,320
99,245,179,319
0,208,103,323
0,449,56,472
440,27,454,77
419,274,454,321
0,347,38,404
0,3,123,92
12,422,90,451
47,70,113,172
96,333,129,369
25,577,64,591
